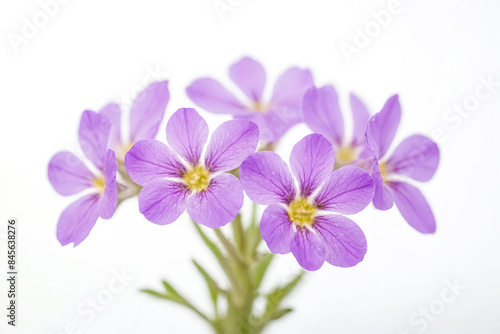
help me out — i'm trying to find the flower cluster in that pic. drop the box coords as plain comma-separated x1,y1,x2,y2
48,56,439,272
48,81,169,245
125,108,259,228
186,57,313,143
240,134,374,270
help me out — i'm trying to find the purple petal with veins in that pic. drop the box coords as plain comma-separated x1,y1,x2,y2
229,57,266,102
57,194,100,247
290,229,325,271
205,119,259,173
139,180,189,225
99,149,117,219
365,95,401,158
186,173,243,228
387,134,439,182
314,215,367,267
390,181,436,234
125,139,186,186
129,81,169,142
99,103,122,149
350,93,371,147
302,85,344,146
79,110,111,171
166,108,208,165
289,133,335,197
186,78,249,116
314,166,374,215
48,151,93,196
240,151,296,205
260,205,294,254
370,159,394,210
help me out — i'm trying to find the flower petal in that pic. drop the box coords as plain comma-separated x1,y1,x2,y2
350,93,370,147
129,81,169,141
302,85,344,146
242,108,300,143
314,215,367,267
139,180,189,225
387,135,440,182
260,205,294,254
314,166,374,215
270,67,314,109
186,78,249,116
48,152,93,196
99,149,117,219
240,151,296,205
289,134,335,197
229,57,266,102
99,103,122,149
371,160,394,210
390,181,436,234
57,194,100,246
79,110,111,171
166,108,209,165
125,139,186,186
205,119,259,173
290,229,325,271
186,173,243,228
365,95,401,158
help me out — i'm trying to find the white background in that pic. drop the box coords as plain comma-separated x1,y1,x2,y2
1,0,500,333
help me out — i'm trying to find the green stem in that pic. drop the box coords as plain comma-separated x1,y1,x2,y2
214,229,246,265
247,201,262,257
187,200,298,333
214,227,254,310
181,300,212,324
193,222,242,295
232,214,246,255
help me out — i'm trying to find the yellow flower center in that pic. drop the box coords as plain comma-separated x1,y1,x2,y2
335,145,359,169
288,198,316,227
183,166,210,192
93,177,105,193
117,142,134,161
378,162,389,183
248,101,268,113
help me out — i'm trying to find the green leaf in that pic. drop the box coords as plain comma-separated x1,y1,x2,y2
140,289,168,299
193,222,225,265
142,284,212,324
193,260,219,307
140,289,182,304
251,253,274,290
162,281,184,300
192,221,241,292
263,272,304,318
270,308,293,321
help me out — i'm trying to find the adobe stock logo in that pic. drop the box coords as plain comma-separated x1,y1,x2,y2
48,268,134,334
339,0,403,63
431,74,499,144
7,0,71,54
399,279,467,334
212,0,244,21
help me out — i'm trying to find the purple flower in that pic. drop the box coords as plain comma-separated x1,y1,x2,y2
98,81,170,161
365,95,440,233
239,134,374,271
48,111,117,246
125,108,259,228
302,85,371,169
186,57,314,143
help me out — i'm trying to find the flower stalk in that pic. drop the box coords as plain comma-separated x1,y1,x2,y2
142,203,303,334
